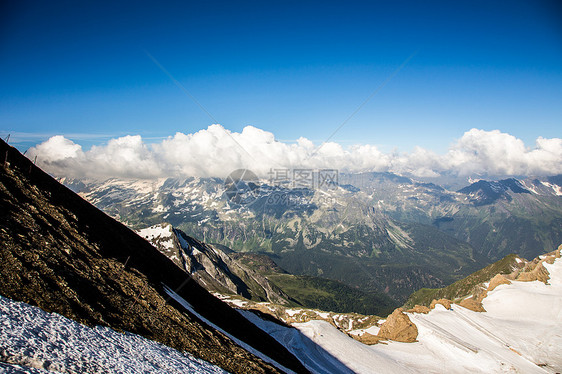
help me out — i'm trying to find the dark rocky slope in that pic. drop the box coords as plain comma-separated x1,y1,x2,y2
141,224,396,315
0,139,309,374
139,223,293,305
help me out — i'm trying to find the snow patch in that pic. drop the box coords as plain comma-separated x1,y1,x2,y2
0,296,226,373
540,181,562,196
137,224,174,250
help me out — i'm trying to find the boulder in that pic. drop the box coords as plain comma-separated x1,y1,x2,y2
458,297,486,312
377,308,418,343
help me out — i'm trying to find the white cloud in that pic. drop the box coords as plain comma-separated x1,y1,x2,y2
87,135,161,179
444,128,562,176
27,125,562,180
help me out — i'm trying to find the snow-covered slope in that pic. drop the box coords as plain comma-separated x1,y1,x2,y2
0,295,226,374
242,253,562,373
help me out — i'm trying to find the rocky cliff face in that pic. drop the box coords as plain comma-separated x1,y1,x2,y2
0,139,308,374
137,223,291,304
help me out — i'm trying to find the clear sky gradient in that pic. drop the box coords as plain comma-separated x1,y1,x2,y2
1,0,561,153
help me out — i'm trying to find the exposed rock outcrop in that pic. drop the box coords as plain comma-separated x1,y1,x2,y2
407,305,430,314
516,248,560,283
459,297,486,312
487,274,512,292
354,332,385,345
430,298,451,310
377,308,418,343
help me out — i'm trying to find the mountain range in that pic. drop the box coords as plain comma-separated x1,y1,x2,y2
2,137,562,373
62,171,562,304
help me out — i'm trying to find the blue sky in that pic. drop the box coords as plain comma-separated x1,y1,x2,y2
1,0,561,154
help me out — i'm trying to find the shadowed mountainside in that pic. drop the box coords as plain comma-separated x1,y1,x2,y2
139,223,397,315
0,139,310,374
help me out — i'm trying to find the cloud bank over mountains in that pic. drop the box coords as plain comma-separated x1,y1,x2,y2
27,125,562,180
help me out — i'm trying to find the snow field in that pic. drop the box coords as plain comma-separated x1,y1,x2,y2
240,256,562,374
0,296,226,374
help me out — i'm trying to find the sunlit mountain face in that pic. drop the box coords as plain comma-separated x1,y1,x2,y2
61,171,562,304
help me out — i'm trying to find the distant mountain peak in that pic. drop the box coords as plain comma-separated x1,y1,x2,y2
458,178,531,206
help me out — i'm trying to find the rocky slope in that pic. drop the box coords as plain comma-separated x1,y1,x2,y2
137,223,291,305
138,223,396,315
0,139,308,374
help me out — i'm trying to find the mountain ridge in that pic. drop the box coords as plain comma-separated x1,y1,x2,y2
61,174,503,303
137,223,293,305
0,138,309,373
138,222,396,315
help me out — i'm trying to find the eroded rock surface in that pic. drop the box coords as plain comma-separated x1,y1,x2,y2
377,308,418,343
